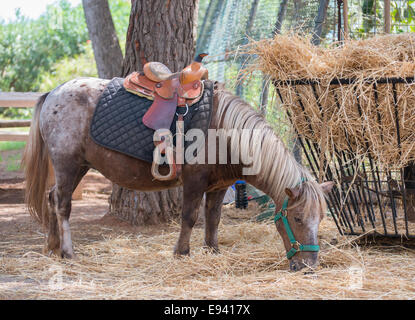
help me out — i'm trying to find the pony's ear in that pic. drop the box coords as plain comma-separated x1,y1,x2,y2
320,181,335,194
285,186,301,199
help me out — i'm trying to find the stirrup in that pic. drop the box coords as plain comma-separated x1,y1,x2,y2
151,129,178,181
151,149,178,181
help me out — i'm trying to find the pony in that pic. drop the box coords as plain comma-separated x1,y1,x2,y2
22,78,334,271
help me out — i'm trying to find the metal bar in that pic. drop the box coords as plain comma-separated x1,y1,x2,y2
354,87,377,228
288,115,343,234
279,86,349,233
342,231,415,239
333,147,356,228
274,77,415,87
276,87,345,232
370,82,388,234
273,76,415,238
308,83,354,232
342,150,366,232
392,82,409,236
382,82,401,235
331,89,360,227
372,82,385,191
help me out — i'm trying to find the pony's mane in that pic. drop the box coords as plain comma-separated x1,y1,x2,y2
215,89,327,217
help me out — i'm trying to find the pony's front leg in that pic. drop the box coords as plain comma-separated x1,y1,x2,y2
204,189,227,252
174,171,207,256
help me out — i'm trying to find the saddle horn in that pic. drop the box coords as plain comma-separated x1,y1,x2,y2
179,53,209,85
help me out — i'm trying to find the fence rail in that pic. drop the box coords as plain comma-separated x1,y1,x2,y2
0,92,41,142
0,92,44,108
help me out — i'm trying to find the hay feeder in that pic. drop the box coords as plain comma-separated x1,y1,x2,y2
274,76,415,241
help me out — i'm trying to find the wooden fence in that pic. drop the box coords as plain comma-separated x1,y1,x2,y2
0,92,83,199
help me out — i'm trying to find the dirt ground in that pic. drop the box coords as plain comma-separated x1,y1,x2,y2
1,157,415,299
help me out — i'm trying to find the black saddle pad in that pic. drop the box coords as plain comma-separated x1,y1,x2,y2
90,78,214,163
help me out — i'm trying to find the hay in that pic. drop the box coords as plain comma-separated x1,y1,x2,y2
1,203,415,300
246,33,415,170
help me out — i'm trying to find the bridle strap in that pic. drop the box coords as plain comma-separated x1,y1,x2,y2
274,180,320,259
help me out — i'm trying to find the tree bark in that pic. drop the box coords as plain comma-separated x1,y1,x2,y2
343,0,349,39
122,0,198,75
311,0,330,45
109,0,198,225
384,0,391,34
82,0,123,79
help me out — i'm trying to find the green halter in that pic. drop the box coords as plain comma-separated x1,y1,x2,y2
274,180,320,259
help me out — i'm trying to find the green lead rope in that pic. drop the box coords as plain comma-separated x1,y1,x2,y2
274,179,320,259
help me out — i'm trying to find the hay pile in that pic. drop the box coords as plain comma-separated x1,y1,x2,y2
2,203,415,300
247,33,415,170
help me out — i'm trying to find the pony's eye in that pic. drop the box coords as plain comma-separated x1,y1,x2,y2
294,217,302,224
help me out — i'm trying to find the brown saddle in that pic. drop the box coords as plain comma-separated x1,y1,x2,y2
123,55,208,131
123,54,209,181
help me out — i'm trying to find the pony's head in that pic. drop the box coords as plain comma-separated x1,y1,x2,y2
214,88,335,271
275,180,334,271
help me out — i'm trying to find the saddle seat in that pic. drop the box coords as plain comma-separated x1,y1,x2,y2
143,62,178,82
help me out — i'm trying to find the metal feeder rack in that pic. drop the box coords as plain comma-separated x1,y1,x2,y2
274,77,415,240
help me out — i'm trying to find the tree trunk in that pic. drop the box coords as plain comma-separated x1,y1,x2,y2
384,0,391,34
82,0,123,79
311,0,330,45
109,0,198,225
343,0,349,39
122,0,198,76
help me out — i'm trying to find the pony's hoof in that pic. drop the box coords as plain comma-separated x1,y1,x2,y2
203,246,220,254
46,248,62,257
61,250,76,259
173,247,190,257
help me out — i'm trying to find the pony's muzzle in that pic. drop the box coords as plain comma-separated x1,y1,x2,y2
289,252,318,272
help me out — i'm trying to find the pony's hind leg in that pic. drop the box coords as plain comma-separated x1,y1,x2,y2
204,189,227,252
45,186,60,256
48,164,89,258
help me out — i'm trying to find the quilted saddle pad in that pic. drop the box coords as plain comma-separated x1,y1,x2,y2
90,78,214,163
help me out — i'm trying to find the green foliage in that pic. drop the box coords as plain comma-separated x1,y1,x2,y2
109,0,132,48
4,152,22,171
391,0,415,33
38,42,97,92
0,0,131,93
0,0,88,92
0,141,26,151
0,108,32,119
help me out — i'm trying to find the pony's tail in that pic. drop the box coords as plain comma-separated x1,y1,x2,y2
21,93,50,228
